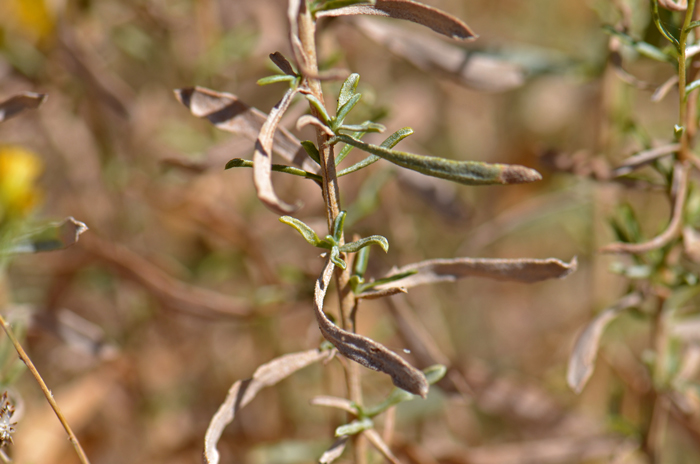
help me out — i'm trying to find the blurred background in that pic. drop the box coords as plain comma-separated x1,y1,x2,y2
0,0,689,463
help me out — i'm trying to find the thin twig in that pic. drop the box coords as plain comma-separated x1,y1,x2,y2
600,161,690,253
0,314,91,464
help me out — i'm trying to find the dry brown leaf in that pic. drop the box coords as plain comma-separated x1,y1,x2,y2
356,287,407,299
253,87,302,213
0,92,47,122
375,256,577,290
319,436,350,464
204,349,333,464
174,87,318,173
314,258,429,397
317,0,477,40
353,18,523,92
567,293,642,394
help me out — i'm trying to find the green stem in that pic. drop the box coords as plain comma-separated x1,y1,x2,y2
679,0,697,161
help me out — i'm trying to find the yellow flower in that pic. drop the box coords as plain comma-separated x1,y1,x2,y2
0,146,43,221
0,0,55,43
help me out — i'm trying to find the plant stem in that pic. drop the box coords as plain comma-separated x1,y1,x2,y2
679,0,697,160
297,3,365,464
0,314,91,464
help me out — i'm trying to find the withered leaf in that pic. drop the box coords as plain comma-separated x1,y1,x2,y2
204,349,333,464
310,395,358,414
0,92,47,123
354,18,524,92
174,87,318,173
316,0,477,41
314,258,429,397
375,257,577,290
364,429,402,464
567,293,642,394
9,217,88,254
253,87,302,214
319,436,350,464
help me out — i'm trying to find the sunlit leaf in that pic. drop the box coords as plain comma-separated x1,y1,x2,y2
8,217,88,254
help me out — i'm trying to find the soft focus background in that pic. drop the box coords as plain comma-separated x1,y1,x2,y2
0,0,687,463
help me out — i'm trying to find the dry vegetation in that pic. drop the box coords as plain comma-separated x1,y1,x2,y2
2,0,700,463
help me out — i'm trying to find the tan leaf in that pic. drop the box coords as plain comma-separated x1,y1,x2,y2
353,18,524,92
567,293,642,394
310,395,358,414
0,92,47,122
204,349,332,464
314,258,429,397
375,257,577,290
174,87,318,173
319,436,350,464
253,87,302,214
364,429,404,464
317,0,477,41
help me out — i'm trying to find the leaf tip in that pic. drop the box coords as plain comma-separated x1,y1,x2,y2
499,165,542,184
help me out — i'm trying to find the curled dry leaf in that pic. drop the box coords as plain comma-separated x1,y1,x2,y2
319,436,350,464
9,217,88,254
375,257,577,290
174,87,318,173
567,293,642,394
354,17,524,92
357,287,408,299
297,114,335,136
314,258,429,397
0,92,47,123
204,349,333,464
253,87,302,214
316,0,477,41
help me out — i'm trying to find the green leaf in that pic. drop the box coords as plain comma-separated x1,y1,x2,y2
335,418,373,437
332,211,347,242
687,80,700,96
225,158,322,181
651,0,681,51
362,364,445,417
279,216,328,248
602,25,673,62
353,246,370,277
331,134,541,186
335,131,365,166
338,121,385,133
423,364,447,384
330,246,347,269
257,75,296,86
338,127,413,177
301,141,321,165
305,94,332,125
338,235,389,254
333,93,362,130
315,0,375,14
687,20,700,32
355,270,417,293
338,72,360,110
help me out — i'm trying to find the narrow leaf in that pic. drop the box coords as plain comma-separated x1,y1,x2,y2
374,257,577,290
334,93,362,129
279,216,326,248
364,429,403,464
0,92,47,123
174,87,318,173
332,211,347,242
335,131,366,166
602,26,674,62
338,127,413,176
335,418,373,437
203,349,333,464
319,436,350,464
356,287,408,299
567,293,642,394
314,258,429,397
301,141,321,165
257,75,296,86
338,121,385,132
339,235,389,254
355,18,524,92
269,51,296,76
353,246,370,277
9,217,88,254
310,396,358,414
304,94,332,125
224,159,322,181
332,134,541,186
253,88,302,214
338,73,360,110
316,0,376,14
316,0,477,41
330,246,347,269
297,114,335,136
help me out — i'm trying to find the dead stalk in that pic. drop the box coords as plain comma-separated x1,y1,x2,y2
0,314,91,464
